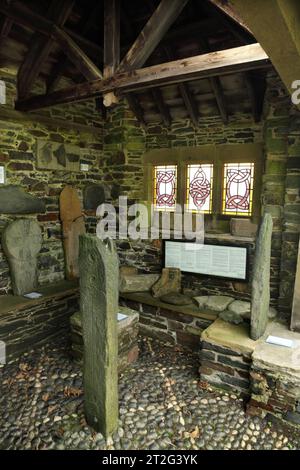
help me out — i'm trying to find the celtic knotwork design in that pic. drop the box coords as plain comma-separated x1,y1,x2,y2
156,170,176,207
189,167,211,209
226,168,251,211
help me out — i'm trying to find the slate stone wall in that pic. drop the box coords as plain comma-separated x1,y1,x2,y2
0,73,105,294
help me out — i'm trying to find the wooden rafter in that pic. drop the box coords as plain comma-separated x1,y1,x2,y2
178,83,199,126
198,37,228,124
53,26,102,80
0,15,12,42
119,0,189,71
104,0,120,78
125,94,146,127
47,3,103,93
206,4,265,123
163,44,198,126
17,0,74,99
207,0,253,36
152,88,171,127
15,44,270,112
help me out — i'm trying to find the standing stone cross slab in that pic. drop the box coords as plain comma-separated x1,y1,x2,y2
79,234,119,438
2,219,42,296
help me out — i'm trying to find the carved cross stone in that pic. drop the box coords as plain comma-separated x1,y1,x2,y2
2,219,42,295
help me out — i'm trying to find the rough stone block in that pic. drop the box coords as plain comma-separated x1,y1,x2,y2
0,185,46,214
152,268,181,298
119,273,160,293
230,218,258,238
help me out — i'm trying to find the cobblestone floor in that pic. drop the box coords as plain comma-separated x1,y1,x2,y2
1,337,300,450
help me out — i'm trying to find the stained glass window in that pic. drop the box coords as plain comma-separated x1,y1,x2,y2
222,163,254,216
153,165,177,211
186,164,213,213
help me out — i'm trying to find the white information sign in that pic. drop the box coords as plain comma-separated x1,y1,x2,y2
0,166,5,184
165,241,247,280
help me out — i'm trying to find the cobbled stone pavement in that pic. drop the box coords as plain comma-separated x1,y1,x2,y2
1,336,300,450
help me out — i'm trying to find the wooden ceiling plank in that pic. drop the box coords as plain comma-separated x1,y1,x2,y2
119,0,189,71
15,44,270,111
17,0,74,99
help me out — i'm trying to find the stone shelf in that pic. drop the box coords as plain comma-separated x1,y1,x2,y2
0,280,79,359
120,292,218,322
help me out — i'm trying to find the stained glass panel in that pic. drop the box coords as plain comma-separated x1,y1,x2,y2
186,164,213,213
222,163,254,216
153,165,177,211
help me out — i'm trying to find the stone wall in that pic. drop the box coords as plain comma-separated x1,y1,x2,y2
0,72,104,294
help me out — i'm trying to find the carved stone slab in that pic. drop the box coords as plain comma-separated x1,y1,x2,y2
152,268,181,298
79,235,119,437
251,213,273,340
60,186,86,279
2,219,42,295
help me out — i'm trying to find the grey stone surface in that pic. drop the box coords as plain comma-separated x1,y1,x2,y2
251,214,273,340
193,296,209,309
160,293,193,306
219,311,245,325
79,235,119,437
206,296,234,312
152,268,181,298
0,185,45,214
119,273,159,293
2,219,42,295
1,337,299,450
83,184,110,211
228,301,251,319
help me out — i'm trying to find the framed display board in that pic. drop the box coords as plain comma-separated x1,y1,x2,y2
164,241,248,281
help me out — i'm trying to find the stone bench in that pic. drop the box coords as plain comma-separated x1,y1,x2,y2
70,306,139,373
0,280,79,360
120,292,217,351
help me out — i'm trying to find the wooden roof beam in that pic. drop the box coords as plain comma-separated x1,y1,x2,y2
15,44,270,111
17,0,74,99
119,0,189,71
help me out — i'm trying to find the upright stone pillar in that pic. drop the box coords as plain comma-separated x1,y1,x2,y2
60,186,86,280
291,239,300,332
2,219,42,295
79,235,119,437
251,213,273,340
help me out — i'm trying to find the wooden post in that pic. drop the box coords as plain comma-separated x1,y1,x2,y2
79,235,119,437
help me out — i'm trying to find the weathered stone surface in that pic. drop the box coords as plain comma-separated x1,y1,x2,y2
291,239,300,332
206,295,234,312
0,185,45,214
60,186,86,280
228,300,251,319
268,307,278,319
160,292,193,305
219,310,245,325
251,214,273,340
79,235,119,437
2,219,42,295
70,306,139,373
119,273,159,293
193,296,209,309
83,184,109,210
152,268,181,298
230,218,258,238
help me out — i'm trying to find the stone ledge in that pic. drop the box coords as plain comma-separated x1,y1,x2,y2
120,292,217,321
252,321,300,380
201,318,258,358
0,280,79,316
